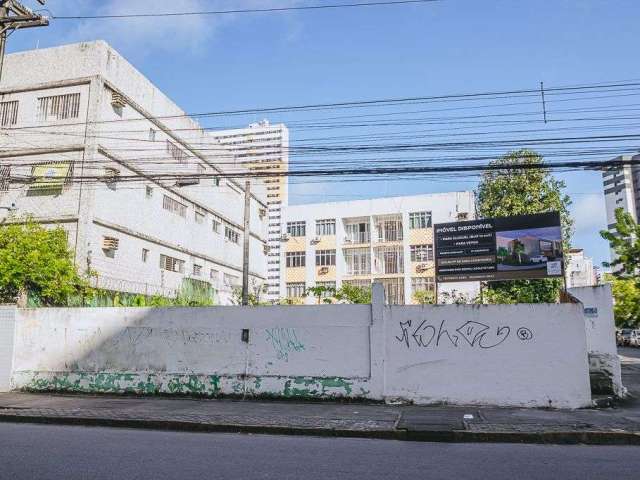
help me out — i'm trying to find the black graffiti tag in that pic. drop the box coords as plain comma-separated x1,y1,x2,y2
517,327,534,341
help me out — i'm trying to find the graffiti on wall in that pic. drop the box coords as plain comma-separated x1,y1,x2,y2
395,319,534,350
266,327,305,361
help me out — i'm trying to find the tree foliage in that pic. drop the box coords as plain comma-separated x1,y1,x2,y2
0,221,83,305
606,275,640,327
476,149,573,304
600,208,640,282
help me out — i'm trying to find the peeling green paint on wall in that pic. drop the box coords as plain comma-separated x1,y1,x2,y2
17,372,362,400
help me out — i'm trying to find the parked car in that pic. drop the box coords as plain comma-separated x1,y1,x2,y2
620,328,634,346
631,330,640,347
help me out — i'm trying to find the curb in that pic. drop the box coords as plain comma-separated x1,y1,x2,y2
1,414,640,445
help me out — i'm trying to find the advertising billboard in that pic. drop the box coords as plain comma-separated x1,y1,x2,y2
435,212,563,283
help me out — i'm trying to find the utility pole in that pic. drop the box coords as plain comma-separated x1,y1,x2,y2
0,1,48,83
241,180,251,306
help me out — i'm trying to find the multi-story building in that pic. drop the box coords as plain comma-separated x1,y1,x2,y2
280,192,477,304
0,41,268,304
602,154,640,264
565,248,596,288
209,121,288,302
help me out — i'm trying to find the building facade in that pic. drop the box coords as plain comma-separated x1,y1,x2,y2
280,192,477,304
0,41,268,304
565,248,596,288
209,121,289,302
602,155,640,264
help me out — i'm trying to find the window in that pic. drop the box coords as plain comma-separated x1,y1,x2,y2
316,219,336,236
213,176,221,187
342,279,371,289
193,264,202,276
195,208,206,224
160,254,184,273
37,93,81,121
374,246,404,274
0,100,19,127
287,221,306,237
163,195,187,217
225,226,240,244
286,251,306,268
344,222,370,243
223,273,240,287
145,185,153,198
149,128,156,141
410,244,434,262
210,269,219,285
141,248,149,263
315,281,336,298
412,277,435,293
316,249,336,266
286,282,306,298
344,248,371,275
0,165,10,193
212,216,222,233
409,211,432,229
166,140,188,163
376,219,403,242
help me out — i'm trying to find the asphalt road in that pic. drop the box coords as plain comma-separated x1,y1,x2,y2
1,423,640,480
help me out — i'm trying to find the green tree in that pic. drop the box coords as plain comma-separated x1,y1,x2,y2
476,149,573,304
334,284,371,304
413,289,435,305
305,285,336,304
0,220,83,305
606,275,640,327
600,208,640,282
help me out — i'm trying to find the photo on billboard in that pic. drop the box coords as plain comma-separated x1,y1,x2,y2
495,224,563,280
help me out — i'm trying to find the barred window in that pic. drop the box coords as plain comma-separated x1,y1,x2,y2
0,101,19,127
315,249,336,266
344,248,371,275
225,226,240,244
163,195,187,217
286,221,306,237
315,219,336,236
223,273,240,287
193,264,202,276
409,211,432,229
410,244,434,262
160,254,184,273
0,165,10,193
37,93,81,121
286,251,305,268
286,282,306,298
141,248,149,263
166,140,188,164
411,277,435,292
195,208,206,224
314,281,336,298
212,216,222,233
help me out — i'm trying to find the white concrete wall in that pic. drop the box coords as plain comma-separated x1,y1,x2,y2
8,295,592,408
0,307,16,392
569,284,624,397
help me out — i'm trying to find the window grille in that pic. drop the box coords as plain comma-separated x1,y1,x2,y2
37,93,81,121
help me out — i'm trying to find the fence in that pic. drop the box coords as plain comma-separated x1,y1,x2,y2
2,285,595,408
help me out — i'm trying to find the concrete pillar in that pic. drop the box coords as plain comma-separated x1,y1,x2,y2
0,306,16,392
369,282,386,399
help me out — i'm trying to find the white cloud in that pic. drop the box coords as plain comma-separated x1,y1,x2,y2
52,0,303,55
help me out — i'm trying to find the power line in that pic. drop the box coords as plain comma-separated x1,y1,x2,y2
51,0,439,20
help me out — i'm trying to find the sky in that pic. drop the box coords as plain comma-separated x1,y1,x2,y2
6,0,640,267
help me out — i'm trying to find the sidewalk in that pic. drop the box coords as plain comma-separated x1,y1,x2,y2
2,353,640,445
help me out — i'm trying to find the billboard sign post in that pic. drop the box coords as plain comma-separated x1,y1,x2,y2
435,212,564,283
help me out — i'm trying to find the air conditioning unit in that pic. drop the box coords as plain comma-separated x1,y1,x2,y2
318,266,329,275
415,263,429,273
102,236,119,251
280,234,290,242
457,212,469,221
263,245,270,254
259,208,267,218
111,92,126,108
310,237,321,244
343,237,352,243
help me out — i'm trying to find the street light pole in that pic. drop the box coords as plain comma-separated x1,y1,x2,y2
242,181,251,305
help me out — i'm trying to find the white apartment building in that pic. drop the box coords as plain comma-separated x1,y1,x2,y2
209,121,289,302
0,41,268,304
565,248,596,288
281,192,478,304
602,154,640,264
